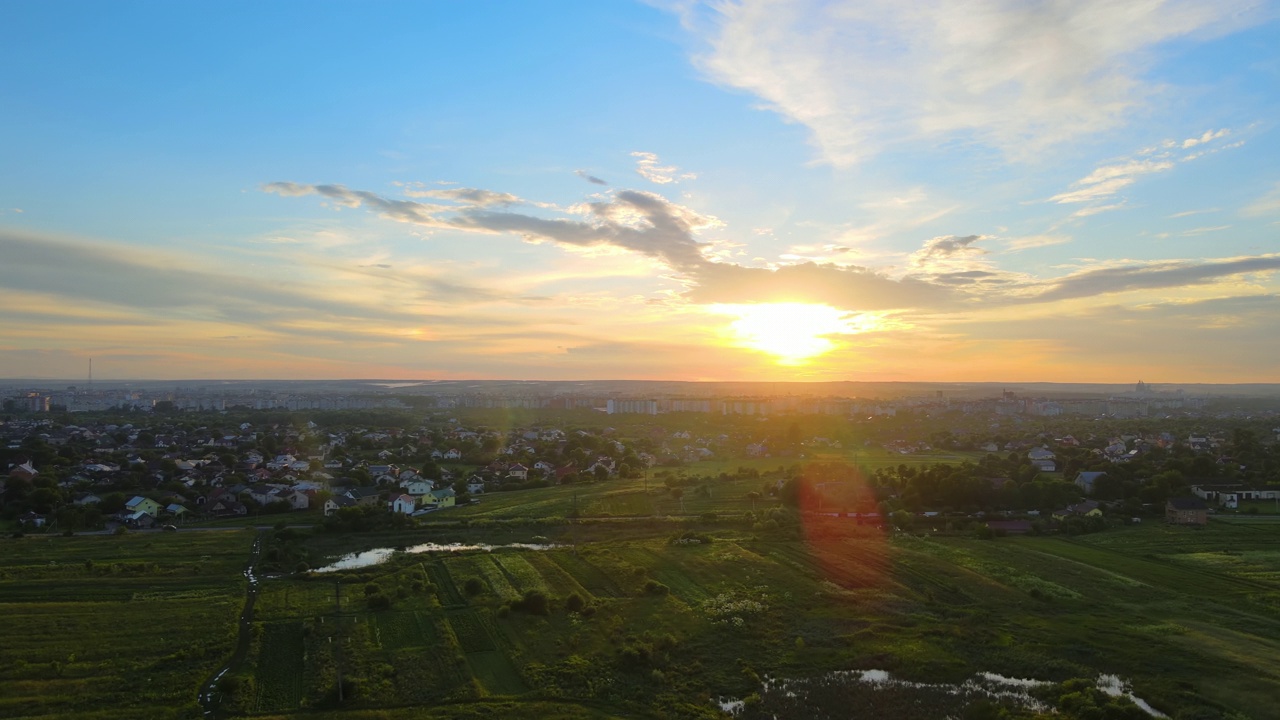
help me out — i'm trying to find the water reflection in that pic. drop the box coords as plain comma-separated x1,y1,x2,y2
313,542,560,573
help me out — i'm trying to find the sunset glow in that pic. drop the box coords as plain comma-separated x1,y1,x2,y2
715,304,853,364
0,3,1277,382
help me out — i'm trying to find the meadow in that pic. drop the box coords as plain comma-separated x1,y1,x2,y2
0,529,254,719
228,519,1279,719
5,513,1279,719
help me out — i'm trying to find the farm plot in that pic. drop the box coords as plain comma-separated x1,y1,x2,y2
613,546,712,602
548,551,623,598
427,562,465,607
448,555,520,602
254,621,305,713
582,489,653,517
255,580,351,620
448,609,496,653
465,610,527,697
524,553,592,600
373,610,437,650
492,553,551,595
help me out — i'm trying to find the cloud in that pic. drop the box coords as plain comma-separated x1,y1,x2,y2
631,151,696,184
1005,234,1070,251
575,170,608,185
1072,202,1127,218
682,0,1265,166
1167,208,1219,218
1181,128,1229,149
1023,255,1280,304
266,179,1280,319
1049,137,1236,214
1051,158,1176,206
910,234,986,267
0,228,533,350
401,185,524,207
684,261,952,309
1243,182,1280,217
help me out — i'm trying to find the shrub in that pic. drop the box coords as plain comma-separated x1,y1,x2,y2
565,593,586,613
643,580,669,596
366,593,391,611
511,590,550,615
464,577,485,596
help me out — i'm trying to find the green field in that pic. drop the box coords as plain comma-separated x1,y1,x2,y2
0,529,253,720
6,517,1280,719
218,519,1280,719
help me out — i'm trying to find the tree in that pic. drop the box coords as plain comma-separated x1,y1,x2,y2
747,491,760,512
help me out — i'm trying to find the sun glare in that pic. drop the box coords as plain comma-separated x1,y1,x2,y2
714,303,854,364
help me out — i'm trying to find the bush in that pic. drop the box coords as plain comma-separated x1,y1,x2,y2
565,593,586,613
366,593,392,611
510,590,550,615
464,577,485,596
643,580,669,596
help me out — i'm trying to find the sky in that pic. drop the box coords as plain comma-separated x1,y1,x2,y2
2,0,1279,383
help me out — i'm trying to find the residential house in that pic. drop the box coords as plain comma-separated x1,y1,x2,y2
125,496,162,517
1075,471,1107,496
404,479,435,496
324,495,357,516
1166,497,1208,526
443,448,462,460
427,487,456,508
345,487,382,507
164,503,190,518
124,511,155,529
19,510,47,528
466,480,485,495
391,494,417,514
507,463,529,481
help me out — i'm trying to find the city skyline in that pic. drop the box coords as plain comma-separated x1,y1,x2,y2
3,2,1280,382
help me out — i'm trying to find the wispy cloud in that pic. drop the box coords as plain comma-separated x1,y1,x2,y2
681,0,1265,166
1005,234,1070,251
267,176,1280,320
1243,182,1280,217
630,151,696,184
1167,208,1219,219
1051,129,1239,215
575,170,608,185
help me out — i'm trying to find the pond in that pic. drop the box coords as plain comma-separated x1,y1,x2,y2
312,541,561,573
717,669,1167,719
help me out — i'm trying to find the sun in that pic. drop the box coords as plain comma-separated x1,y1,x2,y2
713,303,855,364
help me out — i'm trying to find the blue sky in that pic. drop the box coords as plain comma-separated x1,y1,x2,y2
2,1,1279,381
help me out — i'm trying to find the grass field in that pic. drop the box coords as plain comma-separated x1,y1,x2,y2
214,518,1280,719
0,530,253,720
6,514,1280,719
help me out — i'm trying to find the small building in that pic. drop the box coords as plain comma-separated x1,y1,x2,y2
324,495,358,516
1166,497,1208,526
125,496,162,517
427,487,456,508
391,494,416,515
1075,471,1107,496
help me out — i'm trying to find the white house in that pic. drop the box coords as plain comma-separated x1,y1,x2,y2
508,463,529,481
404,479,435,496
466,480,485,495
443,448,463,460
391,494,417,515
